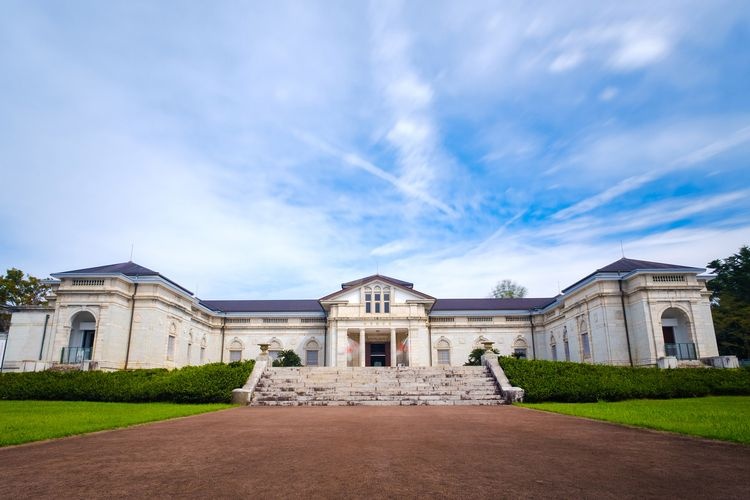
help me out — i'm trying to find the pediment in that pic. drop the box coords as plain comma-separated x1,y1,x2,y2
319,275,434,303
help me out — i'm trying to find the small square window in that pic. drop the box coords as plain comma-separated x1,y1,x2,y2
229,350,242,362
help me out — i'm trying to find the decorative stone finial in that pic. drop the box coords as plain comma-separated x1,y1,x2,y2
482,341,495,352
258,343,270,354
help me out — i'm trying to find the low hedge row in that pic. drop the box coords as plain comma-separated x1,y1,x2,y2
499,357,750,403
0,361,254,404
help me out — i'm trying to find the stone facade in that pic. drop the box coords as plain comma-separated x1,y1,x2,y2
1,258,722,372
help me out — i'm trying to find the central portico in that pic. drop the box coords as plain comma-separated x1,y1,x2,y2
319,274,434,367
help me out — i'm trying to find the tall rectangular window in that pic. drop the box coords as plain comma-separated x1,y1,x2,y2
306,350,319,366
384,291,390,313
437,349,450,365
200,347,206,364
581,333,591,358
551,344,558,361
167,335,175,360
375,302,380,313
365,292,372,313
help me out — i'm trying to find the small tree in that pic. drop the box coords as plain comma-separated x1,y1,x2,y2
272,349,302,367
707,246,750,359
464,347,499,366
490,279,527,298
0,268,50,332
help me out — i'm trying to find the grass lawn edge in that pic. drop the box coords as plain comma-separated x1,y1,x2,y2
515,396,750,446
0,401,239,448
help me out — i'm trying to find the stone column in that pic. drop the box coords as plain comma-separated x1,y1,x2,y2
359,328,366,367
390,328,397,367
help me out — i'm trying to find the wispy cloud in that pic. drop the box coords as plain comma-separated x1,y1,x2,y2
293,130,458,217
553,125,750,220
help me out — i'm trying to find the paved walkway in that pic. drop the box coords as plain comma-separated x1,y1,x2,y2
1,406,748,499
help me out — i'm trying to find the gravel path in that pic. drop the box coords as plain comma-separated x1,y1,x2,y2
1,405,748,499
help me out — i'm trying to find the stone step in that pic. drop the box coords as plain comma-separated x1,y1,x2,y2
253,399,503,406
254,390,500,398
254,394,503,402
258,381,502,389
249,366,504,407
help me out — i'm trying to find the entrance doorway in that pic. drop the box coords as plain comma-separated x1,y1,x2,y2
368,343,388,367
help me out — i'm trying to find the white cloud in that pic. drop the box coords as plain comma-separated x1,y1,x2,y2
608,28,672,69
549,50,584,72
599,86,618,101
371,239,416,257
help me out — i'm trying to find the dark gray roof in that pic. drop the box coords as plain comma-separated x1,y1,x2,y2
341,274,414,289
431,297,556,312
597,257,700,273
200,299,324,313
562,257,704,293
58,262,159,276
53,261,193,295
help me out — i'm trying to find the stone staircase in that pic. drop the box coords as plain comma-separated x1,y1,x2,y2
251,366,505,406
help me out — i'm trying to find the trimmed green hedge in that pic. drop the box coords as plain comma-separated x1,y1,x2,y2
0,361,254,404
499,357,750,403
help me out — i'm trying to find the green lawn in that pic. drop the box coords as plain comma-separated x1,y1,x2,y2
0,400,234,446
520,396,750,444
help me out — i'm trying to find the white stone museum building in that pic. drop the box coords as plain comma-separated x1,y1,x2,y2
1,256,735,374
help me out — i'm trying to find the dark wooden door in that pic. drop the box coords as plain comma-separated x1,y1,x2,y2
662,326,675,344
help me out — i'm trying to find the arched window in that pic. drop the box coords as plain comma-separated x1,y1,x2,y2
269,338,283,361
563,327,570,361
305,339,321,366
64,311,97,363
374,286,382,313
550,334,558,362
383,286,391,313
661,307,695,359
436,338,451,365
364,287,372,314
513,337,528,359
229,338,243,362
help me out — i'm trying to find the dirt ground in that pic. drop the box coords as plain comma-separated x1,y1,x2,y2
1,405,748,499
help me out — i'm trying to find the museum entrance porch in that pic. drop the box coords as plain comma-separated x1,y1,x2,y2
346,328,410,367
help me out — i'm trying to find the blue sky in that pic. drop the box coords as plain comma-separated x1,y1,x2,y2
1,1,749,300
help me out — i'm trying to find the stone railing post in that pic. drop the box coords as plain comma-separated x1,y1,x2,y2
481,351,524,404
231,344,272,405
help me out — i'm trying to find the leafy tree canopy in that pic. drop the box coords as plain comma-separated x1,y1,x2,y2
490,279,527,298
464,347,499,366
0,268,50,307
707,246,750,359
272,349,302,367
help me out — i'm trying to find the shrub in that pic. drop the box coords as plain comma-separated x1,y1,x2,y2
498,357,750,403
272,350,302,367
0,360,254,404
465,347,499,366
